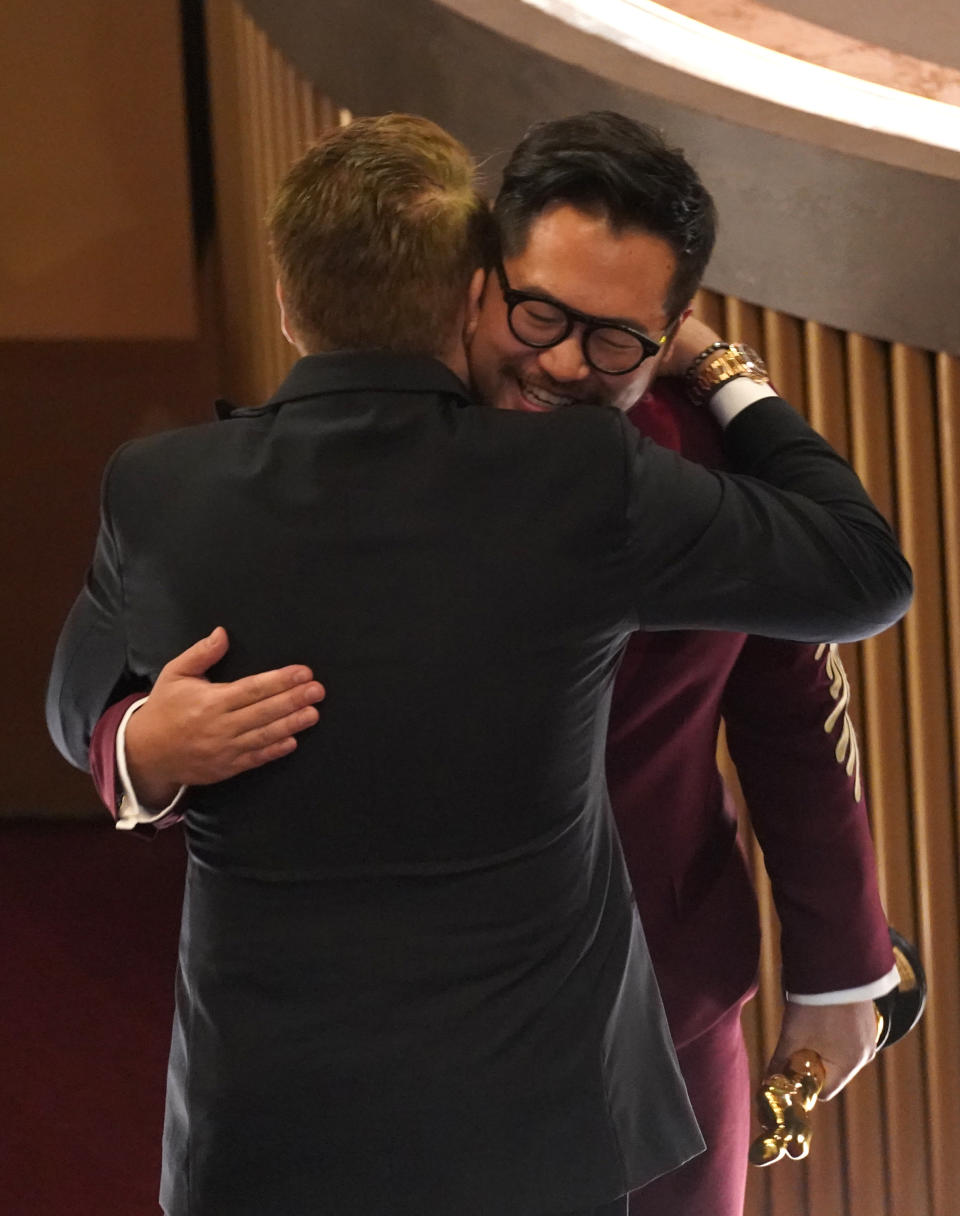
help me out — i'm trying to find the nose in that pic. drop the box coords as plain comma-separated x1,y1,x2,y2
536,332,591,383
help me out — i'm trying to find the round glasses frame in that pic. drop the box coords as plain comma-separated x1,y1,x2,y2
495,262,671,376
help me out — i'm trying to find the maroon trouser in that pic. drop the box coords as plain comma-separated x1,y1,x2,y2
629,1000,751,1216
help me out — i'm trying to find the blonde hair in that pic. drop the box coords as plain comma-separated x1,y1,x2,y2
267,114,493,355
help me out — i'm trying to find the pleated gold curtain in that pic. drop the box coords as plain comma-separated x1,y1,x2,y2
205,0,346,403
204,4,959,1212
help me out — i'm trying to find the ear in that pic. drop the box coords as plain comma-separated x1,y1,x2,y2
462,266,487,343
275,279,296,348
663,306,693,356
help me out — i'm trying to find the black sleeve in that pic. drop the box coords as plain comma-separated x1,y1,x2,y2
620,396,912,641
45,450,145,769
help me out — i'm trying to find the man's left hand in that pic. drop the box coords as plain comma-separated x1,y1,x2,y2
766,1000,878,1101
657,315,722,379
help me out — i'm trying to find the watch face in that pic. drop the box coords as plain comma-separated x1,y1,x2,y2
722,347,766,376
688,344,768,404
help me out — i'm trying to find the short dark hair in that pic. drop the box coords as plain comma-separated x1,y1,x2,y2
268,114,494,355
495,112,717,320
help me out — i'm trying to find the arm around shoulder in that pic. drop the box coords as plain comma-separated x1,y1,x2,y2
621,396,912,642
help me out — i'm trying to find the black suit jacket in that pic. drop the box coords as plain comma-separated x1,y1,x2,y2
46,353,910,1215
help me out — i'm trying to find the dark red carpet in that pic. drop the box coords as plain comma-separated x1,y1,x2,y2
2,822,186,1215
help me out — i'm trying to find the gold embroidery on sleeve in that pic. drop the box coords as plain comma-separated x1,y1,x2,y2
814,643,863,802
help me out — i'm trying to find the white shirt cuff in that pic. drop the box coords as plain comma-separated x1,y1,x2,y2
114,697,187,830
786,962,901,1005
708,377,777,427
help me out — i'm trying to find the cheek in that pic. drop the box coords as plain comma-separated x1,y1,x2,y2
471,313,523,374
609,361,661,410
466,326,510,402
601,378,639,412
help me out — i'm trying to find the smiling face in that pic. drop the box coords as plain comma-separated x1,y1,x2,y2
468,204,679,414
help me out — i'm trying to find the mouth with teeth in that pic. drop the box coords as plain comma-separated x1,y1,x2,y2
511,375,591,412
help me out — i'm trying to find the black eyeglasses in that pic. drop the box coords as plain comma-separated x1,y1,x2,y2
495,262,671,375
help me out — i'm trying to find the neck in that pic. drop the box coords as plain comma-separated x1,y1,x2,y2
292,330,470,386
436,343,470,386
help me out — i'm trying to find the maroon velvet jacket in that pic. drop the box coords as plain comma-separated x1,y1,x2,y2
88,381,894,1049
608,384,893,1046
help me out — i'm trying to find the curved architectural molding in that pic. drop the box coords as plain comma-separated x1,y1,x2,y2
454,0,960,170
773,0,960,74
241,0,960,355
614,0,960,108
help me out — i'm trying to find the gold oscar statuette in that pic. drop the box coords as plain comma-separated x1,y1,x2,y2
749,929,926,1167
748,1049,827,1166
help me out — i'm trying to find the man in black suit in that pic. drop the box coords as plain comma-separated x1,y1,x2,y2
47,114,911,1216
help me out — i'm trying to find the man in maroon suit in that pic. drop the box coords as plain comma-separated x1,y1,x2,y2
79,113,896,1215
603,383,893,1215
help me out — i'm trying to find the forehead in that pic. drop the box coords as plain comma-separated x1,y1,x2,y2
505,203,676,331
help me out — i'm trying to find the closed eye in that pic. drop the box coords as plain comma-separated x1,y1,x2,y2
592,330,640,351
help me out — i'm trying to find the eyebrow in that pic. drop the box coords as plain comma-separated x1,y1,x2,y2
509,280,654,336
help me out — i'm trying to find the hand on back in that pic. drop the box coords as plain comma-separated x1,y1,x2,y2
124,627,325,805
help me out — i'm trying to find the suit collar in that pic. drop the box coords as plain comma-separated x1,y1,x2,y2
216,352,473,420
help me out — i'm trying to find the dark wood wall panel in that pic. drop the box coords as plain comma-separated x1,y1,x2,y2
0,1,197,340
3,339,217,817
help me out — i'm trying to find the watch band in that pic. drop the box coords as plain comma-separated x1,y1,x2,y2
685,342,770,406
685,341,729,380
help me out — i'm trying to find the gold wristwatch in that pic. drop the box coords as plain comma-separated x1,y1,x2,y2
685,343,769,406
